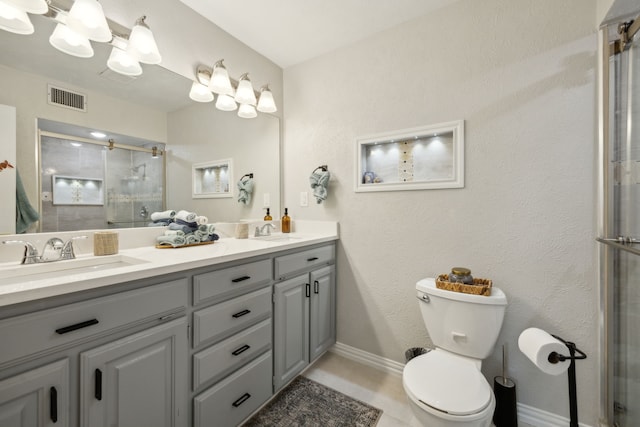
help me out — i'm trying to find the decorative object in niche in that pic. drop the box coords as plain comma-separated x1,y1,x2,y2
52,175,104,205
192,159,233,199
355,120,464,192
237,173,254,205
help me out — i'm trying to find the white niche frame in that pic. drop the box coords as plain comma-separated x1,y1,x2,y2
192,159,234,199
355,120,464,192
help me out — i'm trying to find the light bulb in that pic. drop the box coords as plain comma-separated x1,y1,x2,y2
238,103,257,119
189,81,214,103
215,93,237,111
234,73,257,105
107,46,142,76
49,23,94,58
0,1,33,34
66,0,111,42
127,16,161,64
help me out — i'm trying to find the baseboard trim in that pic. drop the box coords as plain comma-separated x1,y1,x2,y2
330,342,593,427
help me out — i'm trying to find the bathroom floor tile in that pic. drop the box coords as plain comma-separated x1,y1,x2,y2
303,351,536,427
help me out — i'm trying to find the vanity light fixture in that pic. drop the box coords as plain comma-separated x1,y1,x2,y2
4,0,48,14
189,81,214,103
215,93,238,111
126,16,161,64
257,85,277,113
107,38,142,76
234,73,257,105
65,0,111,42
49,23,94,58
237,103,257,119
0,1,35,34
209,59,233,95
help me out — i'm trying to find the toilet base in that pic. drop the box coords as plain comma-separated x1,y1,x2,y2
405,388,495,427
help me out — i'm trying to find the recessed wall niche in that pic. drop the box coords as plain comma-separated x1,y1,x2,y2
355,120,464,192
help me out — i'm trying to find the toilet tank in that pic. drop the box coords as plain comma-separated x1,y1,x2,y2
416,278,507,359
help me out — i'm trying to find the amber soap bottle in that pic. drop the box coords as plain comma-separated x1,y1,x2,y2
281,208,291,233
264,208,272,221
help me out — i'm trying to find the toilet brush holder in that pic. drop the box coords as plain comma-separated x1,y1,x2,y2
493,376,517,427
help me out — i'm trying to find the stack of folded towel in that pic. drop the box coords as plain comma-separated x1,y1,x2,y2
153,209,219,247
148,210,176,226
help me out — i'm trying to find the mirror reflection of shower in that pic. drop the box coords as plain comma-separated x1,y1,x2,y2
38,119,166,232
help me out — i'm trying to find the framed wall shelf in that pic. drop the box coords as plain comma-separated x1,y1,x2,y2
355,120,464,192
192,159,233,199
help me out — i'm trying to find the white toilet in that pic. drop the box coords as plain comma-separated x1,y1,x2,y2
402,278,507,427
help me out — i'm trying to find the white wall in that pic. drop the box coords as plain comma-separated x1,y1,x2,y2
283,0,599,423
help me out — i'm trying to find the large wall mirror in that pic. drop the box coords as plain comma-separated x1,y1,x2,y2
0,10,280,234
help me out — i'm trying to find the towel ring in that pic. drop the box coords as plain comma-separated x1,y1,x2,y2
240,173,253,181
313,165,328,173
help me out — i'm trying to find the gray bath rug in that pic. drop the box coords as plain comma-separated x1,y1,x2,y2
242,376,383,426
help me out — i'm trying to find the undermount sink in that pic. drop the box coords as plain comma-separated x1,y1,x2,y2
0,255,148,285
253,234,303,242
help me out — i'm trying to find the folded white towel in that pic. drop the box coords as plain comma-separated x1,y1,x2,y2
164,230,184,236
195,215,208,225
175,210,197,222
150,210,176,222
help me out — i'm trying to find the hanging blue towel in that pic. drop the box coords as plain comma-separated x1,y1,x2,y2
309,170,331,204
237,177,254,205
15,169,39,233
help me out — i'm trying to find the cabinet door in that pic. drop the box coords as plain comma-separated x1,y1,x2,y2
80,318,188,427
310,266,336,362
0,359,69,427
273,274,309,391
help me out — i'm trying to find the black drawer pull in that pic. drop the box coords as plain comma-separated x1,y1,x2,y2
232,344,251,356
307,257,319,262
50,386,58,423
55,318,99,335
314,280,319,294
306,283,310,298
232,309,251,318
95,369,102,401
231,275,251,283
232,393,251,408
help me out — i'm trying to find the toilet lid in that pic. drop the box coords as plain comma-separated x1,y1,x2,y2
404,351,491,416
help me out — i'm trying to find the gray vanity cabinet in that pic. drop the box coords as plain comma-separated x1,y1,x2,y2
0,359,69,427
273,244,336,391
79,317,188,427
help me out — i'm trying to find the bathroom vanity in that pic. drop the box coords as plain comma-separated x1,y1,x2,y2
0,222,337,427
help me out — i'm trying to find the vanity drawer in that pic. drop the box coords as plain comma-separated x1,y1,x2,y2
193,318,271,390
274,244,335,280
193,258,272,305
0,278,187,367
193,287,271,348
194,350,272,427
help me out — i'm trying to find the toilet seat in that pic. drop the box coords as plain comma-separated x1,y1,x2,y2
403,350,492,416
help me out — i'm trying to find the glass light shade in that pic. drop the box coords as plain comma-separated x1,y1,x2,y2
5,0,47,14
209,63,233,95
66,0,111,42
0,1,33,34
126,18,161,64
234,76,257,105
257,87,277,113
107,46,142,76
189,81,214,103
49,23,94,58
238,103,257,119
215,94,237,111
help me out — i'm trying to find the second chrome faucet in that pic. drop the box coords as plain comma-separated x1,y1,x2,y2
2,235,87,264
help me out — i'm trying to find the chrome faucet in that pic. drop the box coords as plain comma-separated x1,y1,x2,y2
61,236,88,260
41,237,64,262
2,240,40,264
255,223,276,237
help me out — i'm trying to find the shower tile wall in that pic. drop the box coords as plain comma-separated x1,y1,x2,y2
40,137,106,232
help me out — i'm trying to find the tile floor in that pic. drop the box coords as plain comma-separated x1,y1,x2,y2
303,351,534,427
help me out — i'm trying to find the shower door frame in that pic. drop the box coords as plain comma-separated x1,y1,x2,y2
598,16,640,427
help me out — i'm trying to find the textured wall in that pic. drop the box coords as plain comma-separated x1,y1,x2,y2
283,0,599,423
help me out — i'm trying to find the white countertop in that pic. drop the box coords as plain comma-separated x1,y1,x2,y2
0,221,338,307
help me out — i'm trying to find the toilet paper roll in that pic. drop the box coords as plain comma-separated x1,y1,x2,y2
518,327,569,376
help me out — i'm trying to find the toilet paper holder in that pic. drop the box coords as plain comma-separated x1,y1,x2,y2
548,334,587,427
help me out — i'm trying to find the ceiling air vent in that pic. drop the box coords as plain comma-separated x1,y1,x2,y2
47,84,87,112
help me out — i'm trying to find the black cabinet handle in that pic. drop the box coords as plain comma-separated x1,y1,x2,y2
50,386,58,423
231,344,251,356
305,283,310,298
307,257,319,262
55,318,99,335
231,275,251,283
314,280,319,294
232,393,251,408
95,369,102,401
232,309,251,318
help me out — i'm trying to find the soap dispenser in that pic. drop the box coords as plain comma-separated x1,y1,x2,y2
281,208,291,233
264,208,272,221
